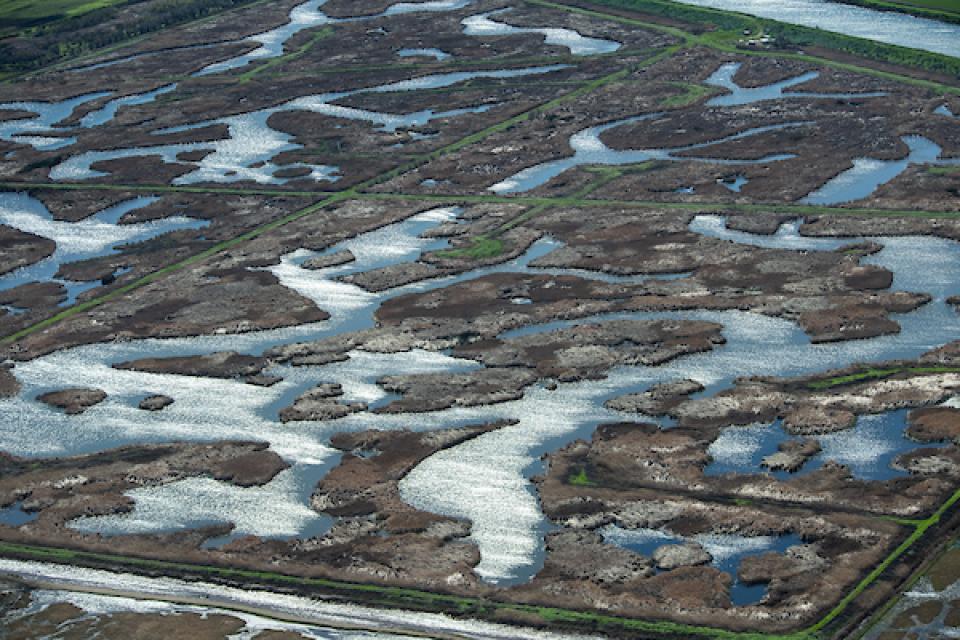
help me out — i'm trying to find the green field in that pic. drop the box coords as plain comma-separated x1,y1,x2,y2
0,0,128,30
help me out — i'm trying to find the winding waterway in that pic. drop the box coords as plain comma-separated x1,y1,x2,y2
704,61,885,107
196,0,477,76
50,64,568,185
490,61,898,201
0,192,207,306
462,9,621,56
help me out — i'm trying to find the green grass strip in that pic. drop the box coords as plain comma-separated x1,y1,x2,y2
9,183,958,220
0,0,130,32
850,532,960,640
435,236,505,259
807,366,960,390
660,80,716,107
359,190,960,220
237,27,334,83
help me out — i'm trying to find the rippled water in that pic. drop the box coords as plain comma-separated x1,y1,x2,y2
490,60,949,203
5,209,960,587
196,0,476,76
0,192,207,305
397,47,451,60
706,409,942,481
401,217,960,584
79,84,178,129
719,174,748,191
1,0,591,187
0,84,184,152
490,60,906,197
2,0,615,188
601,525,804,605
490,116,801,193
462,9,621,56
803,135,960,205
0,92,109,151
935,105,956,118
705,61,884,107
0,500,38,527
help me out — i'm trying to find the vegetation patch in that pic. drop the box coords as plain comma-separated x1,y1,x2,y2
0,0,264,74
17,155,65,174
661,81,715,108
807,366,960,390
237,26,334,83
0,0,130,33
436,236,505,260
567,467,597,486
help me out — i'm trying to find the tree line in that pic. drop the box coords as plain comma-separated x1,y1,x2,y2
0,0,260,74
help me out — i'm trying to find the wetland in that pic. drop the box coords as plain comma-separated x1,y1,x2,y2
0,0,959,638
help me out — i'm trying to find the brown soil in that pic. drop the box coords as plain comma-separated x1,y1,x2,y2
0,225,55,276
907,407,960,443
36,388,107,415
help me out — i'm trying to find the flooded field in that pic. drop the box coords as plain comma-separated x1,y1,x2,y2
0,0,958,637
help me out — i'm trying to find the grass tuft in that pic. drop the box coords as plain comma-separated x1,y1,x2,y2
436,236,505,260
